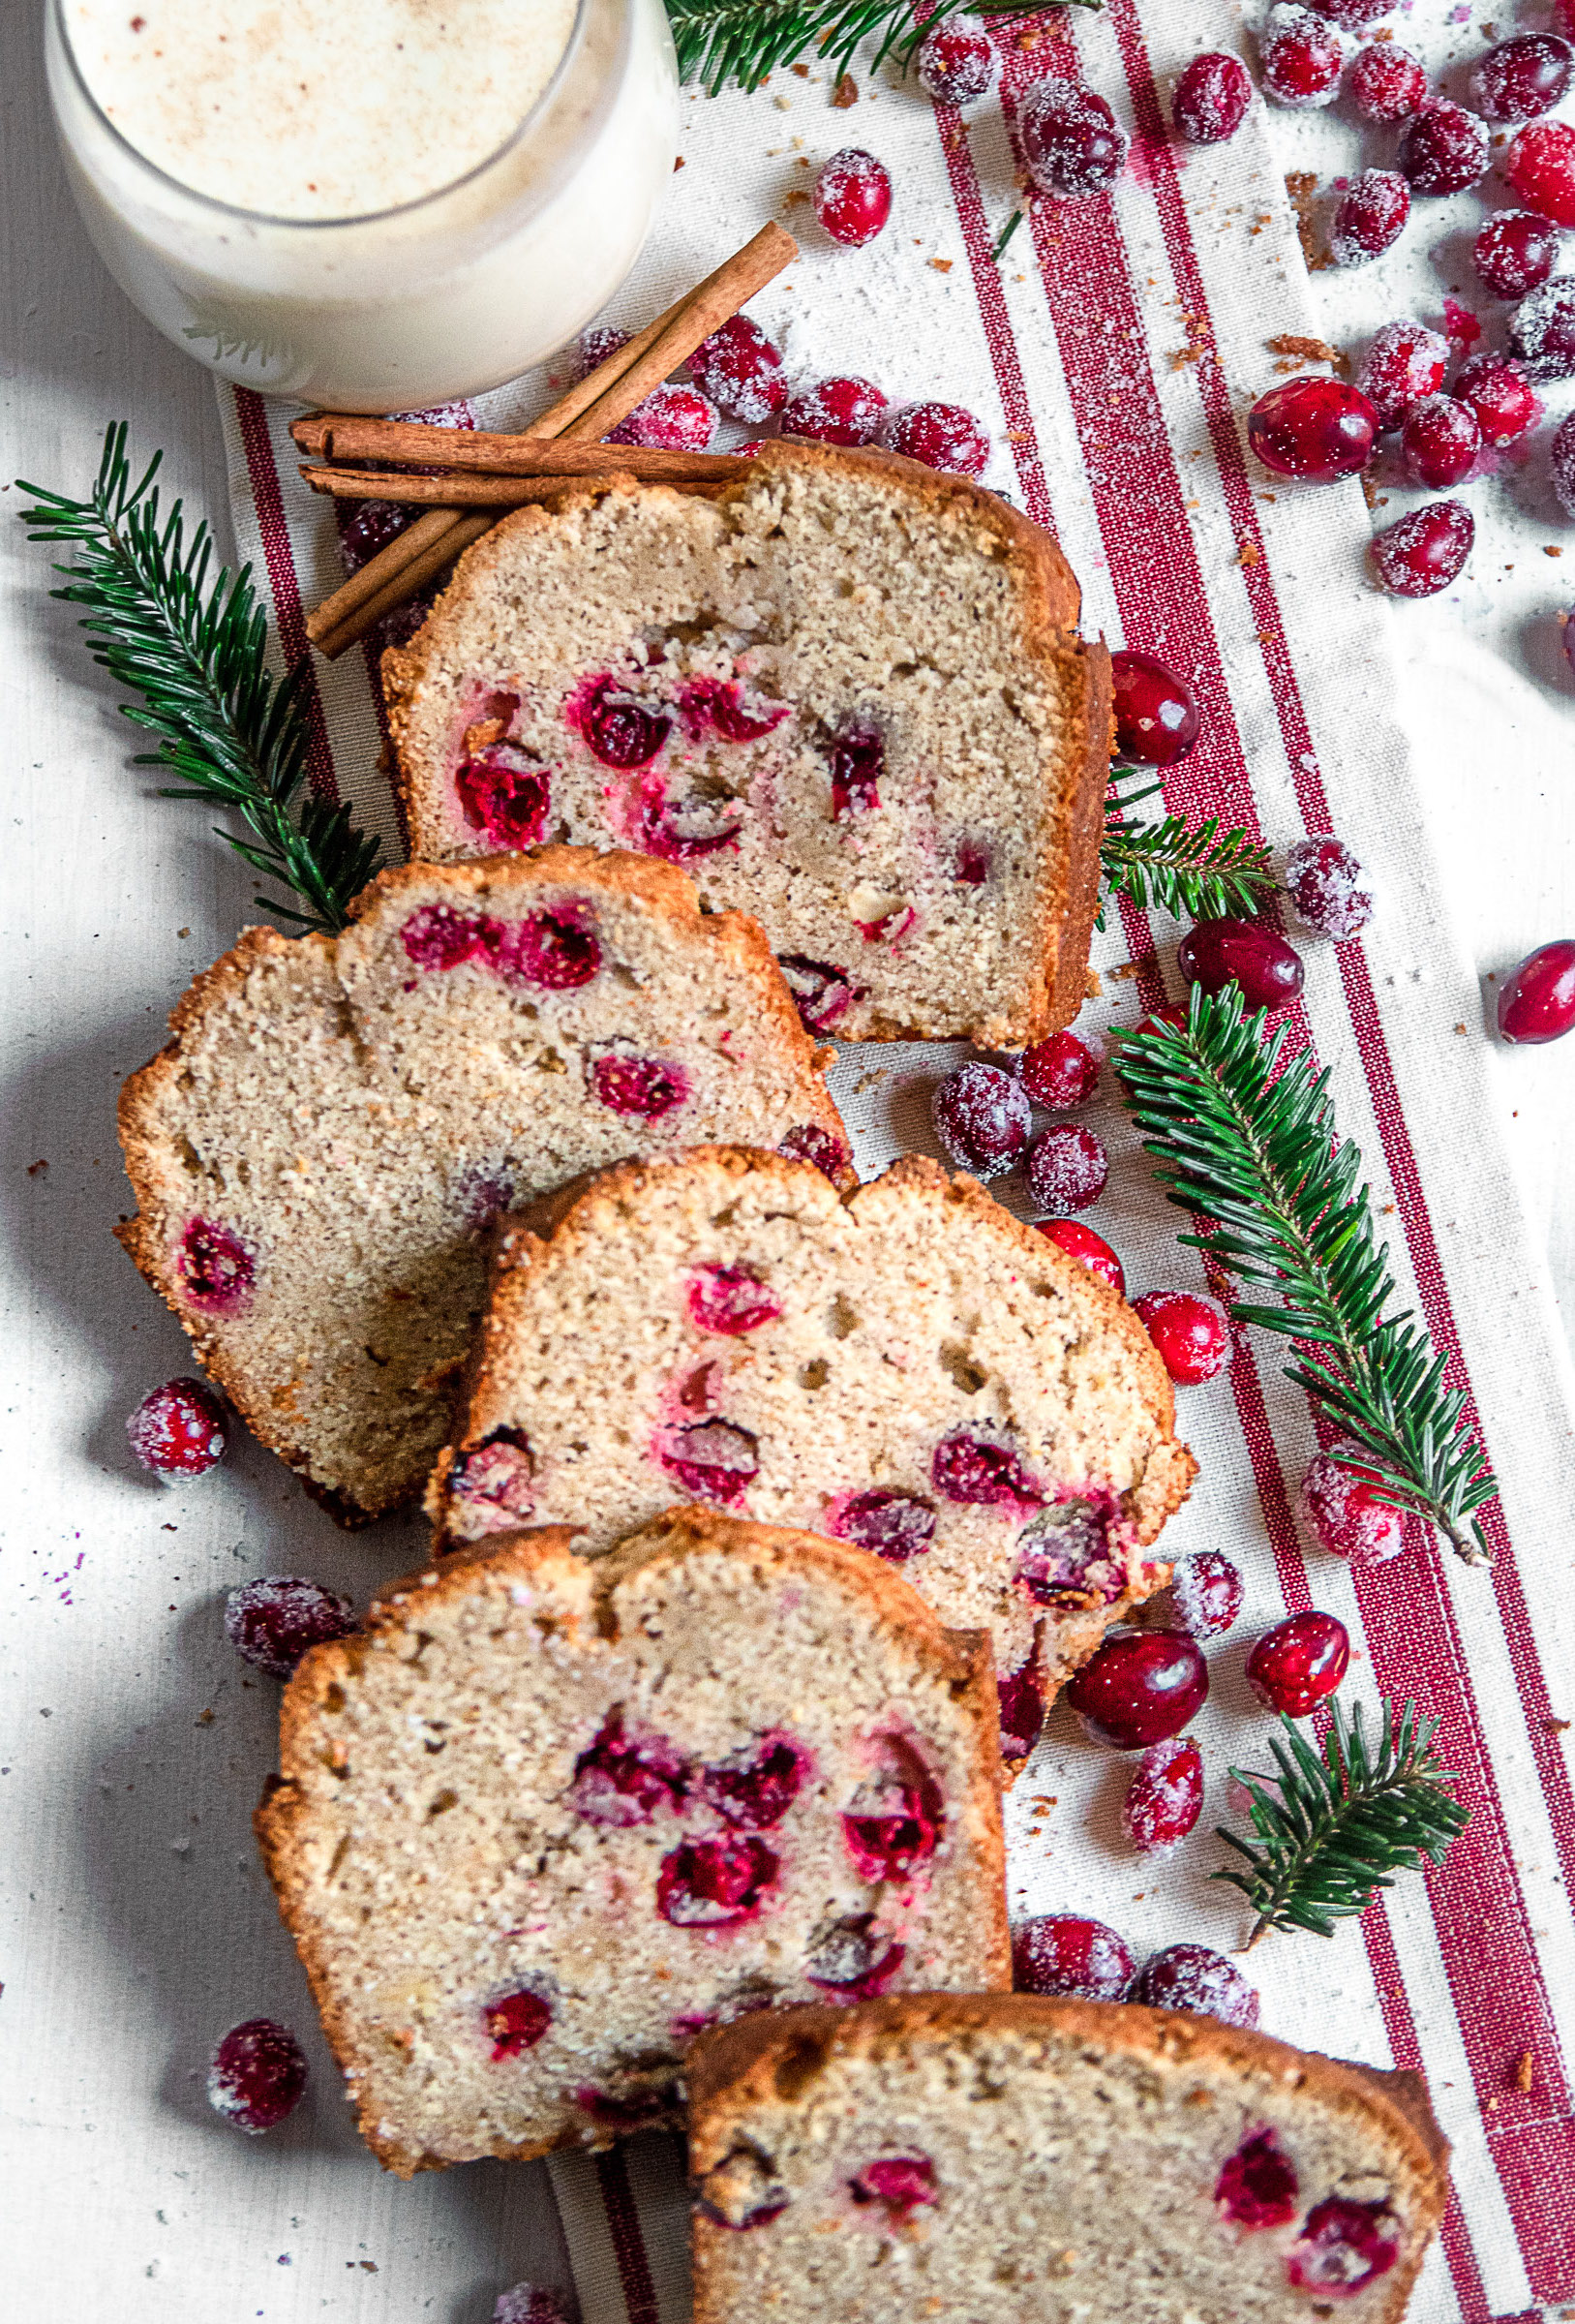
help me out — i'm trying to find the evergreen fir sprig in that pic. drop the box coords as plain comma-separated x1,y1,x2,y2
1118,985,1499,1565
15,422,380,933
667,0,1095,96
1100,767,1278,929
1216,1699,1469,1945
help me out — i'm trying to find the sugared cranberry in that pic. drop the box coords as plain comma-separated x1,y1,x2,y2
778,954,862,1034
931,1426,1043,1508
1347,42,1428,124
702,1737,808,1828
850,2156,936,2216
1109,649,1200,764
575,677,672,769
1505,118,1575,228
1510,275,1575,381
804,1912,907,1999
918,14,995,105
657,1833,778,1926
578,325,630,376
1470,33,1573,123
485,1989,553,2060
1247,377,1378,480
1311,0,1392,24
447,1428,535,1532
570,1711,688,1825
1035,1217,1125,1296
1132,1942,1260,2027
826,717,884,816
883,401,990,479
1217,2129,1301,2229
127,1377,226,1479
779,374,888,446
207,2018,308,2133
1019,1027,1103,1110
1400,394,1481,488
1371,500,1474,596
1285,835,1374,938
842,1774,939,1882
403,902,486,969
997,1654,1046,1759
1356,319,1449,425
1555,409,1575,514
179,1216,256,1316
1019,81,1130,196
932,1061,1032,1177
1258,5,1343,108
1246,1609,1350,1717
1499,936,1575,1042
814,148,893,246
589,1051,689,1117
689,315,787,423
456,744,550,847
493,2286,571,2324
1178,917,1305,1010
1331,169,1410,267
506,906,601,990
606,382,719,451
1170,1548,1244,1638
778,1121,852,1181
1399,100,1490,196
833,1489,937,1563
1560,0,1575,35
1123,1734,1204,1853
1287,2198,1400,2296
1015,1506,1125,1609
1025,1123,1108,1212
1066,1629,1209,1749
225,1577,357,1678
1012,1913,1135,1999
1299,1440,1406,1564
687,1266,782,1335
1172,51,1252,144
1455,351,1541,452
338,498,412,570
662,1419,760,1502
1474,211,1560,303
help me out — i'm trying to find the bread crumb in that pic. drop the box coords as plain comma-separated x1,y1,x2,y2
1109,962,1141,983
1547,545,1563,557
1267,331,1348,374
833,72,859,107
791,60,809,76
26,1158,46,1177
1453,1023,1468,1035
930,257,954,273
1513,2049,1535,2094
673,155,685,170
1283,174,1330,271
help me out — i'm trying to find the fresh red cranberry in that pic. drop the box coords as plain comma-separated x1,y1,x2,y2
1019,1027,1104,1110
833,1489,937,1562
1330,168,1410,267
1066,1629,1208,1749
997,1654,1046,1759
1246,377,1378,480
1400,393,1481,488
1287,2198,1401,2296
814,148,893,246
1178,917,1305,1010
883,400,990,479
931,1061,1032,1177
606,382,719,451
1499,937,1575,1042
1172,51,1252,144
1505,117,1575,228
1470,33,1573,122
1246,1609,1350,1717
918,15,995,105
662,1418,760,1502
1347,42,1428,124
1171,1548,1245,1639
1035,1217,1125,1296
842,1778,939,1882
1216,2129,1301,2229
1555,410,1575,515
1311,0,1392,24
657,1832,778,1926
702,1736,808,1828
1258,5,1343,107
689,679,791,744
931,1426,1044,1509
578,325,630,376
804,1912,907,1998
1371,500,1474,596
338,498,413,570
493,2285,572,2324
570,1711,688,1825
574,677,672,769
1285,835,1375,938
1473,211,1560,303
1510,276,1575,381
127,1377,226,1478
1133,1002,1191,1039
207,2018,308,2132
589,1051,689,1117
1560,0,1575,35
447,1429,535,1531
779,374,888,446
179,1216,256,1315
1012,1913,1135,1999
825,717,883,816
1122,1734,1204,1853
1355,320,1449,426
503,906,601,989
1025,1123,1107,1212
778,1121,852,1180
778,954,862,1034
1299,1440,1406,1565
955,841,991,885
1452,350,1540,451
687,1265,782,1335
485,1989,553,2060
638,783,743,863
1132,1942,1260,2027
689,315,788,423
1015,1505,1125,1609
1399,100,1490,196
403,902,486,969
850,2156,936,2216
456,744,550,847
224,1576,357,1679
1020,80,1130,195
1109,649,1200,765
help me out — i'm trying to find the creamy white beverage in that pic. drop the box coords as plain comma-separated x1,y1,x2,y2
47,0,678,408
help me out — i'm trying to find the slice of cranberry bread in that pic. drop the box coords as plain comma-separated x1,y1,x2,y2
116,853,848,1523
428,1147,1196,1758
383,439,1111,1049
255,1510,1011,2176
687,1996,1450,2324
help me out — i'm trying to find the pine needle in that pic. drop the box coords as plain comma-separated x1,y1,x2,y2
667,0,1094,95
15,422,381,933
1100,767,1278,930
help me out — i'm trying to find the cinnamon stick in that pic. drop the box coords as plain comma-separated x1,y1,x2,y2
303,445,752,494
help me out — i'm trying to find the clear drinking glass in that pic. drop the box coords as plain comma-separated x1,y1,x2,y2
45,0,678,411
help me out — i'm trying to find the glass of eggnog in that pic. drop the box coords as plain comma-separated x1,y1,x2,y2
47,0,679,411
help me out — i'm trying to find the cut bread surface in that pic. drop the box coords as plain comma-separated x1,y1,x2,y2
385,440,1110,1048
116,853,847,1521
256,1512,1011,2176
430,1147,1196,1755
687,1995,1450,2324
